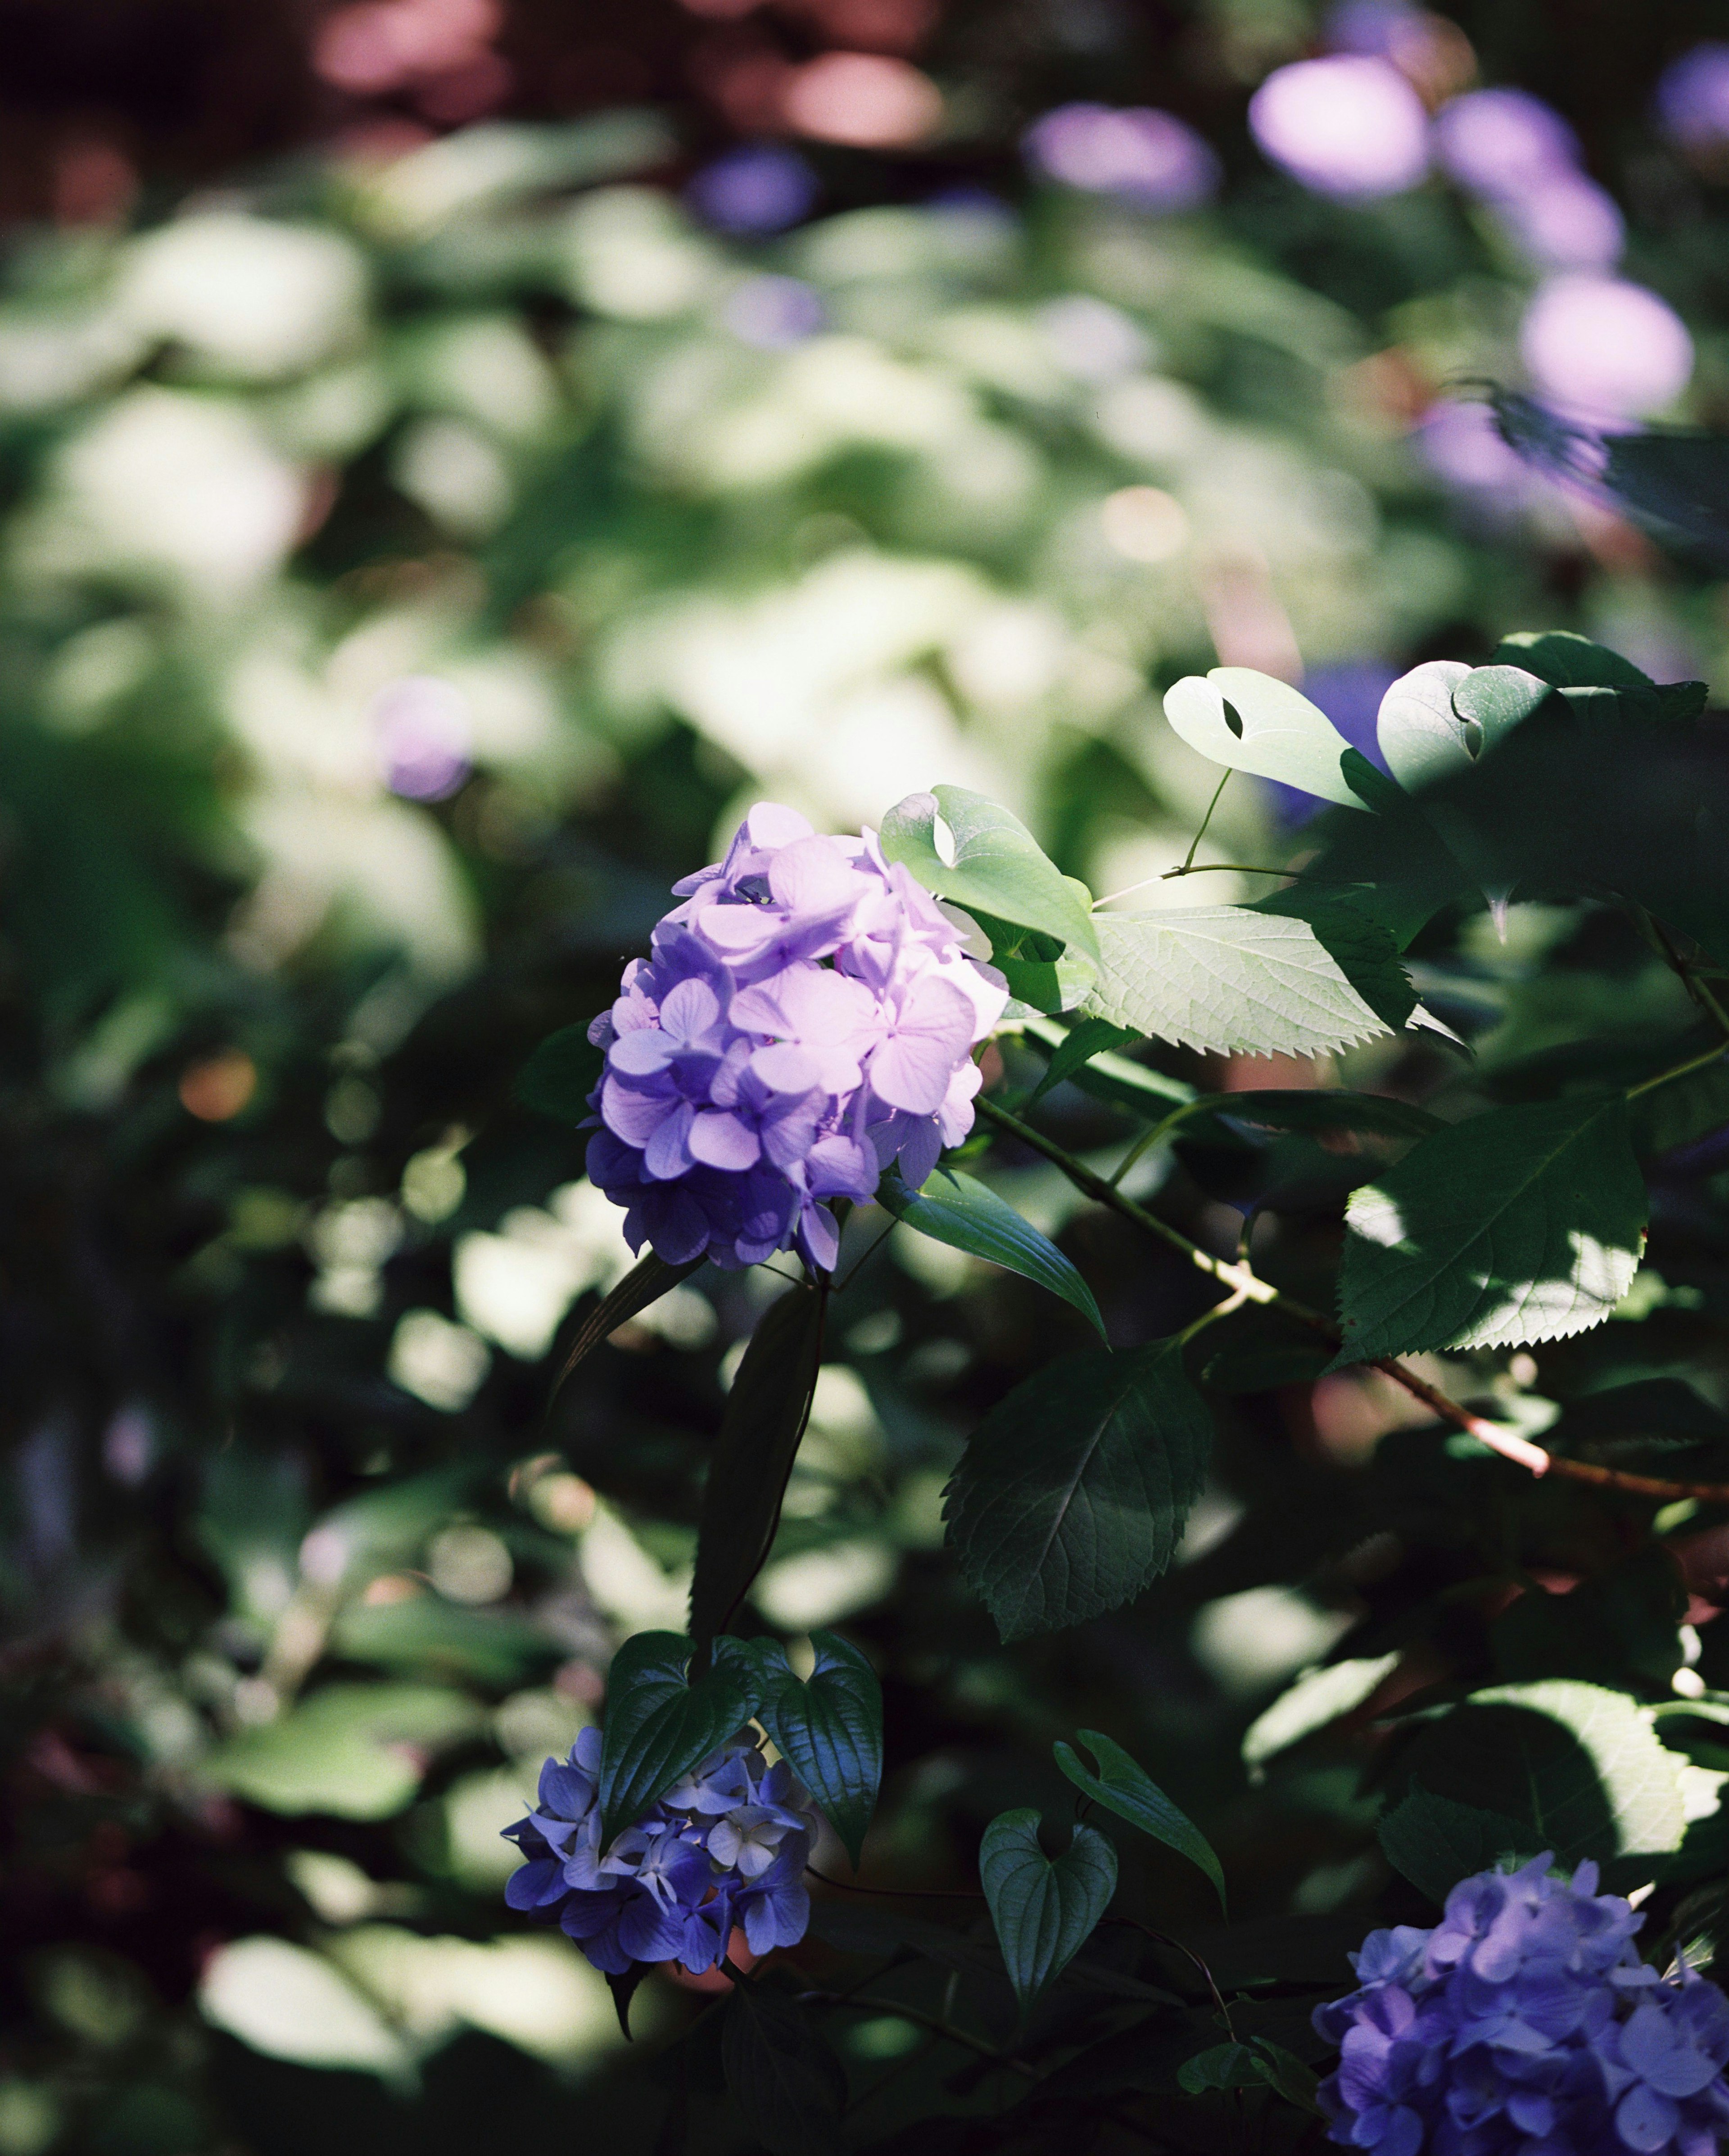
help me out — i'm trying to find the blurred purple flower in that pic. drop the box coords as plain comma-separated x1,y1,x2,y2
1495,172,1625,271
1248,56,1430,199
722,275,826,349
585,802,1009,1272
1023,102,1220,211
1317,1855,1729,2156
1657,44,1729,152
1521,275,1694,419
372,675,471,802
1416,399,1537,499
686,145,819,236
1432,87,1580,198
502,1726,822,1976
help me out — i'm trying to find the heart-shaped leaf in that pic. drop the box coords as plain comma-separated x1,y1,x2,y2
755,1630,884,1868
721,1980,847,2156
1374,660,1473,791
980,1808,1118,2015
876,1166,1106,1337
597,1631,759,1843
879,786,1100,964
1053,1730,1226,1915
688,1285,825,1651
1163,669,1367,809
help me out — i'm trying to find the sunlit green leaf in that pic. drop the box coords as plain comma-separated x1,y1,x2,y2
1163,668,1367,808
877,1166,1106,1337
879,785,1099,963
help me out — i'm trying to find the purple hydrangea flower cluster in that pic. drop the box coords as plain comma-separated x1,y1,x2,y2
1316,1855,1729,2156
585,802,1009,1273
503,1726,821,1976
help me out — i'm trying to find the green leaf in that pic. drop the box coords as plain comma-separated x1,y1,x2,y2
1027,1016,1140,1105
1054,1730,1226,1915
721,1981,848,2156
1333,1096,1648,1365
1376,1784,1543,1904
877,1166,1106,1338
1163,668,1367,809
1186,1091,1443,1143
1494,630,1653,689
515,1023,604,1123
1241,1653,1402,1774
1374,659,1475,791
203,1685,481,1820
943,1341,1211,1641
596,1631,757,1843
1394,1680,1688,1875
1250,2039,1324,2115
1082,902,1412,1058
1449,664,1554,746
879,785,1099,964
1020,1017,1196,1119
555,1250,706,1387
979,1809,1118,2015
1177,2043,1263,2095
756,1631,884,1869
688,1286,825,1651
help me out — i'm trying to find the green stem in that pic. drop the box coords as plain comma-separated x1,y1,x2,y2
1625,1039,1729,1101
1180,770,1231,875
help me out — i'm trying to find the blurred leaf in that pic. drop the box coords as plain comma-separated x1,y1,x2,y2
1377,1784,1543,1904
1334,1096,1647,1363
1490,1549,1684,1691
1053,1730,1226,1914
1163,669,1364,809
1201,1338,1334,1392
721,1982,847,2156
1083,901,1411,1058
1186,1091,1442,1142
980,1811,1117,2017
1241,1653,1401,1773
877,1166,1105,1337
1177,2042,1261,2094
754,1631,883,1870
203,1685,481,1819
515,1024,604,1123
199,1938,409,2074
1394,1680,1688,1874
944,1341,1211,1641
880,785,1099,964
597,1632,757,1843
329,1596,558,1688
555,1252,706,1388
688,1285,824,1651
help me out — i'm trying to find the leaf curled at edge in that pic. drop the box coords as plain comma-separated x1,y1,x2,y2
688,1286,826,1652
754,1631,884,1870
879,784,1100,964
877,1166,1106,1338
554,1250,706,1393
721,1981,848,2156
596,1631,760,1844
978,1807,1118,2016
943,1341,1213,1642
1053,1730,1227,1916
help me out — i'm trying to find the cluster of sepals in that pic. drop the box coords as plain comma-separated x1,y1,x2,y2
517,627,1729,2152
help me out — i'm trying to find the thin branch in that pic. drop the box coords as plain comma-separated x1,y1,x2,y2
973,1094,1729,1506
801,1991,1039,2077
807,1864,983,1902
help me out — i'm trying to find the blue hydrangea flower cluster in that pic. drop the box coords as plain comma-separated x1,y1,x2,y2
1316,1855,1729,2156
586,802,1009,1272
502,1726,822,1976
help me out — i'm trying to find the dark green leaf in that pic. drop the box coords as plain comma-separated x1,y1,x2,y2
944,1341,1212,1641
1377,1784,1545,1904
554,1251,706,1388
1333,1096,1648,1364
515,1024,604,1123
1250,2039,1324,2114
876,1167,1105,1338
721,1981,847,2156
1082,901,1412,1058
1177,2043,1262,2095
979,1809,1118,2015
1393,1680,1687,1876
1163,668,1367,808
606,1965,649,2040
1054,1730,1226,1914
688,1286,825,1651
1450,664,1553,743
756,1630,883,1869
879,785,1099,963
1201,1339,1334,1393
1027,1017,1139,1105
1187,1091,1442,1143
1021,1017,1196,1119
1493,630,1653,689
596,1631,757,1843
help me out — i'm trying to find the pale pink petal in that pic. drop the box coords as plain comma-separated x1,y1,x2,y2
767,835,865,917
870,1033,960,1114
696,902,775,955
745,802,815,847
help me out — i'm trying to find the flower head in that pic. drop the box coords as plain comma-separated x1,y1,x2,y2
1316,1856,1729,2156
585,803,1009,1272
502,1727,824,1977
